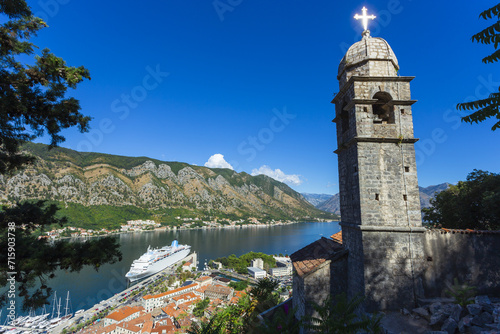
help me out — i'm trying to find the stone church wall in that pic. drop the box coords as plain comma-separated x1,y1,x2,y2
360,229,425,311
423,230,500,297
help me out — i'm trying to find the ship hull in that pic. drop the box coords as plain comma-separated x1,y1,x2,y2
126,247,191,282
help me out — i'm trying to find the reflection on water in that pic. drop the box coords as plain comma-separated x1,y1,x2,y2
15,222,340,313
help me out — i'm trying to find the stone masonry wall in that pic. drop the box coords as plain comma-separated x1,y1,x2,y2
343,226,366,303
362,230,425,311
423,230,500,297
337,144,361,225
357,142,421,228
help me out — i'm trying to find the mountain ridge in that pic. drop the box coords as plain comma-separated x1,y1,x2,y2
303,183,451,216
0,143,336,228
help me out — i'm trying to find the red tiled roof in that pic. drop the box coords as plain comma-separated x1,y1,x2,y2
142,320,154,333
95,323,117,334
205,284,232,295
152,324,176,334
105,306,144,322
172,291,197,301
290,237,344,277
196,276,211,282
195,286,208,293
330,231,342,244
127,313,152,326
116,321,141,333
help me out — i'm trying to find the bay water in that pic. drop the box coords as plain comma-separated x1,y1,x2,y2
5,221,340,320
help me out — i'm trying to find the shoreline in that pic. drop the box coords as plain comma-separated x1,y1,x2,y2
55,219,340,241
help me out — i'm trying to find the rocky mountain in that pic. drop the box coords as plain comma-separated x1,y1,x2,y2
316,193,341,215
0,143,335,227
300,193,334,207
307,183,450,216
418,183,450,209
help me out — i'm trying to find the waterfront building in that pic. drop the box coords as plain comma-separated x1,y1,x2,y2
204,284,234,301
142,283,199,312
247,266,267,279
103,305,144,326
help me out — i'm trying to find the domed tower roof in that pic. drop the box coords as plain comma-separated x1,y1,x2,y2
337,31,400,87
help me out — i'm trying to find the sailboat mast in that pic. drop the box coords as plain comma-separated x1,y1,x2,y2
51,291,57,319
57,297,61,318
64,291,70,317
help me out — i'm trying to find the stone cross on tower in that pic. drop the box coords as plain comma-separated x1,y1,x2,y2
354,6,376,32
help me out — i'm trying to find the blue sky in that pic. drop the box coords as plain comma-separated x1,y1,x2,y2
26,0,500,195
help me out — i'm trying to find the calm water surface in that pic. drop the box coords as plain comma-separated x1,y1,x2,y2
7,221,340,317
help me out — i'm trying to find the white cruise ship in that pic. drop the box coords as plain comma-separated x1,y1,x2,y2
125,240,191,281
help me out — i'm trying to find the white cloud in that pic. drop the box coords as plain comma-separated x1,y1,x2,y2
204,154,234,170
251,165,303,186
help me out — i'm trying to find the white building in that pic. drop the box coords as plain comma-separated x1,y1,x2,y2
270,265,292,277
251,258,264,269
248,267,267,279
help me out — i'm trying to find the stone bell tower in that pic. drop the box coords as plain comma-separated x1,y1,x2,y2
332,8,426,311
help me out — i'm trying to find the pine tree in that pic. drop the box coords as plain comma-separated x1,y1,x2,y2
0,0,121,311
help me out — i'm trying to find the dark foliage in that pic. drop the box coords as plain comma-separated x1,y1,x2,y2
457,3,500,130
423,170,500,230
0,200,122,310
0,0,121,311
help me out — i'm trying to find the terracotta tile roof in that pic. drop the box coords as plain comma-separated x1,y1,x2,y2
116,321,141,333
151,324,176,334
234,290,246,298
183,261,192,266
161,303,177,317
196,276,211,282
142,320,154,333
205,284,232,295
290,237,345,277
438,228,500,234
95,323,117,334
195,286,208,293
330,231,342,244
172,291,197,301
128,313,152,326
105,305,144,322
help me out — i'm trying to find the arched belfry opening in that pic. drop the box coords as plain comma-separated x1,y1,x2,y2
372,91,394,124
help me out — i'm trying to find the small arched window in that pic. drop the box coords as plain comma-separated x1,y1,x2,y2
372,92,395,124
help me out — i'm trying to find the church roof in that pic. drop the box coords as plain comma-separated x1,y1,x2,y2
290,236,344,277
330,231,342,244
338,33,399,79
